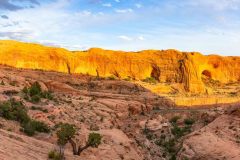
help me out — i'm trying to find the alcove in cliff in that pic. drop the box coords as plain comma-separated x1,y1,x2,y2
151,64,161,81
201,70,213,87
202,70,212,79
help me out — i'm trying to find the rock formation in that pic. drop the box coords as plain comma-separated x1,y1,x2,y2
178,108,240,160
0,63,239,160
0,40,239,94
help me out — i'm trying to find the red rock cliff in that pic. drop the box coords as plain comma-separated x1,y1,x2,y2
0,40,239,94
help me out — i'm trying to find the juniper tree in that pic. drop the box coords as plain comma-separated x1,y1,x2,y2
56,123,102,156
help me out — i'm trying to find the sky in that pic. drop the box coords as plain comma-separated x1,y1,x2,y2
0,0,240,56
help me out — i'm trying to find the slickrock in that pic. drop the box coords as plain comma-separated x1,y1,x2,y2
178,109,240,160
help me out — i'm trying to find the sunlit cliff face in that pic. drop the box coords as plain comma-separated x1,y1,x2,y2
0,40,240,94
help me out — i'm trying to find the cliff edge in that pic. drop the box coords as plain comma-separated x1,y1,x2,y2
0,40,239,94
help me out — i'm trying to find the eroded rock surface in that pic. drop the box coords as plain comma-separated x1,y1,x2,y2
178,108,240,160
0,40,240,94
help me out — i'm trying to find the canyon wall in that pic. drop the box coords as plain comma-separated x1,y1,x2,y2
0,40,239,94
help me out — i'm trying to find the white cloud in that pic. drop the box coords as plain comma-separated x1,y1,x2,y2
115,8,133,13
102,3,112,7
118,35,133,41
137,36,145,41
118,35,145,41
115,0,120,3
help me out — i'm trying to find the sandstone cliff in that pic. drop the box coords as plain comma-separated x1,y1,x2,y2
0,40,239,94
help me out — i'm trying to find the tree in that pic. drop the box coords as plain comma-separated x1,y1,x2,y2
56,123,76,158
56,123,102,157
76,132,102,155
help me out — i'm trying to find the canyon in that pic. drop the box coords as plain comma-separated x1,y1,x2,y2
0,40,239,160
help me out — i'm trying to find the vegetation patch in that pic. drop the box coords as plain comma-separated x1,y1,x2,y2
170,116,181,124
0,99,50,136
48,150,62,160
142,77,158,84
154,116,195,159
107,75,117,80
22,82,53,103
184,118,195,126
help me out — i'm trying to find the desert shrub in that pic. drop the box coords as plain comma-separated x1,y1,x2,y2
142,77,157,84
31,120,50,132
0,99,50,136
48,150,62,160
22,120,50,136
22,86,28,94
41,91,53,100
87,132,102,147
31,95,41,103
108,75,116,80
184,118,195,125
170,119,193,139
171,125,185,138
0,99,30,124
21,121,35,136
170,116,181,124
22,82,53,103
29,82,41,97
123,76,132,81
163,138,176,153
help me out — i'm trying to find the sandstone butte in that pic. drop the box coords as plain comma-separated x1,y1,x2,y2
0,40,239,94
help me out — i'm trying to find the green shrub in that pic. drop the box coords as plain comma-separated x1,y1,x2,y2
123,76,132,81
0,99,30,124
163,138,176,153
41,91,53,100
142,77,157,84
22,82,54,103
0,99,50,136
170,116,181,124
22,86,28,94
31,95,41,103
108,75,116,80
87,132,102,147
22,120,50,136
184,118,195,126
29,82,42,97
31,120,50,133
48,150,62,160
171,125,185,138
171,124,192,138
22,121,36,136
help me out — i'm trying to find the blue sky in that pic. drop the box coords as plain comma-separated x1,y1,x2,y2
0,0,240,56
